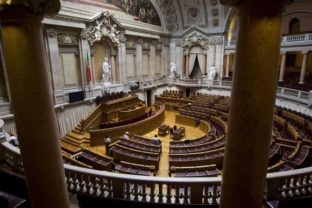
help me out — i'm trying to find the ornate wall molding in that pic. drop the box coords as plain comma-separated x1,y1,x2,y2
57,33,78,45
156,0,178,33
46,29,57,38
182,31,210,49
81,11,121,46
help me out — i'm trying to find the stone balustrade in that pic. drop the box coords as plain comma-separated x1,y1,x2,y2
168,78,312,106
225,33,312,49
1,140,312,205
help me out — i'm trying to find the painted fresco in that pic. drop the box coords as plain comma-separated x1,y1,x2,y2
109,0,161,26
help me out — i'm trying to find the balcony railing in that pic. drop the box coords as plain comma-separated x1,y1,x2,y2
1,141,312,206
225,33,312,49
168,78,312,106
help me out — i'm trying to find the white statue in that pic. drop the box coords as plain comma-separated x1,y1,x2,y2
208,66,216,80
108,24,120,44
169,62,177,77
102,57,111,84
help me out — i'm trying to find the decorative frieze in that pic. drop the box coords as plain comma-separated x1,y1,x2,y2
57,33,78,45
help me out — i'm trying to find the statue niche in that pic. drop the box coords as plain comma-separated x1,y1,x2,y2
82,11,121,46
182,31,210,79
187,46,206,79
83,11,123,85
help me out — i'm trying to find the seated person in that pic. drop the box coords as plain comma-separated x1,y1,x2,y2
104,135,112,155
151,135,160,145
173,125,177,131
123,132,130,140
169,127,173,135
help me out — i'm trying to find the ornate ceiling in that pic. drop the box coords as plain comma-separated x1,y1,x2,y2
61,0,232,36
155,0,231,35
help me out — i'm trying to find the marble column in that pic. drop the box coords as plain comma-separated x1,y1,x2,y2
176,44,183,78
150,42,156,78
185,55,189,78
136,39,143,79
110,55,117,83
0,2,70,208
299,52,308,84
278,53,286,82
225,53,231,77
110,47,117,83
219,0,288,208
118,41,126,83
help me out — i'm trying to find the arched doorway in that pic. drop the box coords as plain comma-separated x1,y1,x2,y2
289,18,300,34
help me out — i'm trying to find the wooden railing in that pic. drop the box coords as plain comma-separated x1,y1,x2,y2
80,103,103,131
2,140,312,206
89,104,165,146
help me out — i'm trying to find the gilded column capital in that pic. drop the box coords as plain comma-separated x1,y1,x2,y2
0,0,60,16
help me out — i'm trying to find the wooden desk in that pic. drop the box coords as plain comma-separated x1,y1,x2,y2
171,127,185,140
158,124,169,136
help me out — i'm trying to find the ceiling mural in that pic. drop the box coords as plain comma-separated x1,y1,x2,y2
111,0,161,26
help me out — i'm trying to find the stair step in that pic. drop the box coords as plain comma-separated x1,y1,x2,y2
67,132,85,140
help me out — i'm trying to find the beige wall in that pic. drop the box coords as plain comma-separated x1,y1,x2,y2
281,1,312,34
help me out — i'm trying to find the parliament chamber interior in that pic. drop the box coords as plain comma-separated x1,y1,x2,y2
0,0,312,208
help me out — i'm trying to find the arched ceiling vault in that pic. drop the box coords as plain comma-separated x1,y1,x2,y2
156,0,230,36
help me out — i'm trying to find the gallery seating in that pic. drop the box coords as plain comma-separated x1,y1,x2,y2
74,149,113,171
114,161,156,176
117,138,161,154
170,164,221,177
110,143,160,169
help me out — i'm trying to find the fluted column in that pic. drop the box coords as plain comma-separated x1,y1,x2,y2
185,55,189,78
219,0,289,208
225,52,231,77
110,48,117,84
150,41,156,78
118,41,126,83
110,55,116,83
0,2,70,208
279,52,286,82
299,52,308,84
136,39,143,79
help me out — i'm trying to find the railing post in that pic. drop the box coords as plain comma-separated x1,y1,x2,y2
112,179,124,199
281,87,285,96
309,90,312,106
190,184,204,204
0,119,6,163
